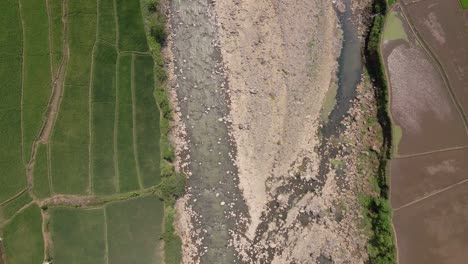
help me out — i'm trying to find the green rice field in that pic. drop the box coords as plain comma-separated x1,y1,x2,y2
0,0,178,262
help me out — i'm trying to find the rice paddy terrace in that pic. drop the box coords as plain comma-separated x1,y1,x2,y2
0,0,178,263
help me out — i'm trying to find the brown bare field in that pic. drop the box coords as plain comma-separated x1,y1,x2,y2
403,0,468,118
385,3,468,264
393,181,468,264
382,7,468,156
390,147,468,209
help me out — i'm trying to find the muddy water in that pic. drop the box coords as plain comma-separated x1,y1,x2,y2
322,0,362,137
170,0,247,263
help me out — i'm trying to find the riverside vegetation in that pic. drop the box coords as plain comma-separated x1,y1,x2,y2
362,0,397,263
143,0,186,262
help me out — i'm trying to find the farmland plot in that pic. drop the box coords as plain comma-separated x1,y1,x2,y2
0,0,26,204
1,205,44,264
1,0,170,262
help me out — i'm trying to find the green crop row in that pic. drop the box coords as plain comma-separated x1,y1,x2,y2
97,0,117,44
133,55,162,188
116,0,148,52
21,0,52,160
116,54,141,192
0,0,26,203
49,207,106,263
33,144,51,198
48,196,164,264
91,42,118,195
2,204,44,264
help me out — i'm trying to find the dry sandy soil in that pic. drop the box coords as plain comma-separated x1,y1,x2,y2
215,0,341,240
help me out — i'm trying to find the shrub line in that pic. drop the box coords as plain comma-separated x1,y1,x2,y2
362,0,397,263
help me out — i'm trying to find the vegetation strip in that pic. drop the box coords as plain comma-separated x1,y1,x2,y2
141,0,185,262
362,0,397,263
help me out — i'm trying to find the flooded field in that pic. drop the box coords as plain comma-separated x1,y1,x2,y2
393,181,468,264
384,2,468,264
404,0,468,117
391,148,468,209
382,7,468,156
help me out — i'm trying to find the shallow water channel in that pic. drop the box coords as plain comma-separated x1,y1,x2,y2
322,0,362,137
170,0,248,263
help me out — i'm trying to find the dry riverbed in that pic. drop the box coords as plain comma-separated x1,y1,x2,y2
167,0,376,263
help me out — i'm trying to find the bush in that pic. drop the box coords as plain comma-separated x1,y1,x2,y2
147,0,161,14
158,172,186,201
161,160,175,178
362,0,397,263
150,23,167,46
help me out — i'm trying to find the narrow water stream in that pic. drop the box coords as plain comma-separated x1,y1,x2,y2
322,0,362,137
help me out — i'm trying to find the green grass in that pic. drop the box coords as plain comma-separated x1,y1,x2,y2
48,0,64,76
33,144,51,198
50,207,106,264
0,192,32,220
92,42,117,195
2,204,44,264
460,0,468,9
105,196,164,264
117,54,140,192
383,11,408,42
116,0,148,52
98,0,117,44
51,85,89,194
392,124,402,155
133,55,161,188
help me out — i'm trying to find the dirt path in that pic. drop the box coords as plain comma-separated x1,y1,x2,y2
0,240,6,264
24,0,69,194
39,0,69,145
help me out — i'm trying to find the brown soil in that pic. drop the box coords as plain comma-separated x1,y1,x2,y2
0,240,6,264
403,0,468,120
385,3,468,264
382,6,468,156
393,181,468,264
391,147,468,209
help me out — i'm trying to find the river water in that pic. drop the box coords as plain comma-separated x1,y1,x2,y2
322,0,363,137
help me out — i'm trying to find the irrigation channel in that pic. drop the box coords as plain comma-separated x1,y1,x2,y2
170,0,362,262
